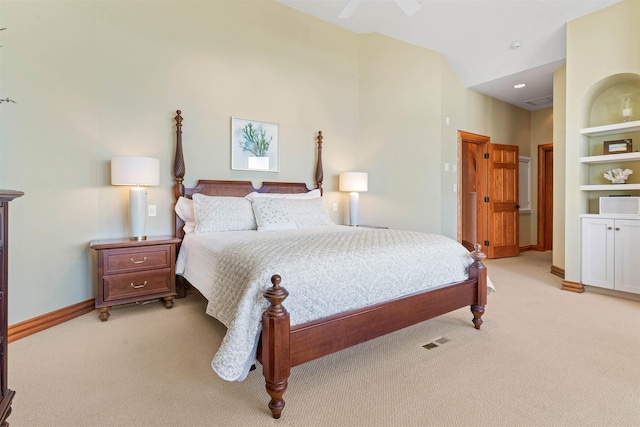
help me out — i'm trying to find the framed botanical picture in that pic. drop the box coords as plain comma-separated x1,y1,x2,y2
603,139,632,155
231,117,279,172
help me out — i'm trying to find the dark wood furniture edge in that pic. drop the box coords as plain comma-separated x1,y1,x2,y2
90,236,181,250
0,190,23,427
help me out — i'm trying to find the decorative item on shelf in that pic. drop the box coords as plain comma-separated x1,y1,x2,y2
339,172,368,226
604,139,632,155
618,93,635,122
111,156,160,241
603,168,633,184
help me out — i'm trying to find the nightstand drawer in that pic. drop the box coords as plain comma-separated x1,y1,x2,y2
103,269,172,302
102,245,173,274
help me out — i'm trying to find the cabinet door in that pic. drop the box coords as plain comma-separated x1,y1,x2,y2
582,218,614,289
614,219,640,294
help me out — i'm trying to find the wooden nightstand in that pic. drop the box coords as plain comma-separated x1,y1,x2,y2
90,236,181,321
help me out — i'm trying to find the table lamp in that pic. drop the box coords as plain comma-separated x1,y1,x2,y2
339,172,368,226
111,156,160,240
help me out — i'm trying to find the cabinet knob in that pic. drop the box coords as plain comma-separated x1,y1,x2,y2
130,281,148,289
607,227,613,230
615,227,620,231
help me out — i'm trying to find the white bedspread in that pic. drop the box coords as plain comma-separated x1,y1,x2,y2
177,225,491,381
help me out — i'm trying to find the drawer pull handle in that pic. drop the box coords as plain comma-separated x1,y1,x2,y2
130,281,147,289
130,257,147,264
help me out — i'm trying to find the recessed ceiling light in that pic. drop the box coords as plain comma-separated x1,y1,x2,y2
510,40,523,49
514,83,526,89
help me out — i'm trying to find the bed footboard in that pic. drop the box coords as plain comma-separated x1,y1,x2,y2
259,244,488,419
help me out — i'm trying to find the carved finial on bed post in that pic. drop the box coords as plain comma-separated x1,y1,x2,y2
262,274,291,419
174,110,186,200
315,131,324,194
469,243,488,330
471,243,487,264
264,275,289,316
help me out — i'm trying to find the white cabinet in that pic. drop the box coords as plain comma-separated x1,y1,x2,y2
582,217,640,294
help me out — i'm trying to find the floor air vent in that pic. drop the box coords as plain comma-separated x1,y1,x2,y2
422,337,450,350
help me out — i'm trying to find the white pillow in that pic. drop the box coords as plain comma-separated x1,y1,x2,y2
245,188,321,201
174,196,196,235
250,196,334,231
288,197,335,228
250,197,297,232
192,194,257,233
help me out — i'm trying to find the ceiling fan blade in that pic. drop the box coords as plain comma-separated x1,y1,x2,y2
338,0,362,19
394,0,421,17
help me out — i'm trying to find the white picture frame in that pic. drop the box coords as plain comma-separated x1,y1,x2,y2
231,117,279,172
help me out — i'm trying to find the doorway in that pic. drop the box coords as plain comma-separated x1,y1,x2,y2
537,144,553,251
458,131,520,259
458,132,489,253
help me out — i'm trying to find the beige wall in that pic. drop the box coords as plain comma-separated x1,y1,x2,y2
357,33,444,232
1,1,360,324
524,108,553,247
564,0,640,282
1,0,530,324
552,65,567,271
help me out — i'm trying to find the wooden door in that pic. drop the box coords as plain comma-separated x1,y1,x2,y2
537,144,553,251
487,143,519,258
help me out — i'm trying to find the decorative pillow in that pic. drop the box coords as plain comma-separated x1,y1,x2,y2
192,194,257,233
250,197,297,232
245,188,321,201
287,197,335,228
174,196,196,234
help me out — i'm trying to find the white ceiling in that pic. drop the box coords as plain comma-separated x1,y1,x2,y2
274,0,622,111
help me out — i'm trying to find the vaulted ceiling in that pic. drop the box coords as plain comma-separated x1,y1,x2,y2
275,0,622,111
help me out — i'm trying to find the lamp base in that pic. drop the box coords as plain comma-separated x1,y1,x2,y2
129,186,147,241
348,191,360,227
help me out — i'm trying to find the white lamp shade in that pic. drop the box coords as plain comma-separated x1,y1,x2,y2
339,172,368,192
111,156,159,240
111,156,160,186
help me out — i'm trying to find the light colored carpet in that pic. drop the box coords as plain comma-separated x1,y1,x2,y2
8,251,640,426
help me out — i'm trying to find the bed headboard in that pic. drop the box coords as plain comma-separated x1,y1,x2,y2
172,110,325,240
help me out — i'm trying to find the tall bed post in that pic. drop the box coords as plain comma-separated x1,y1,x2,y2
315,131,323,193
173,110,188,297
174,110,185,200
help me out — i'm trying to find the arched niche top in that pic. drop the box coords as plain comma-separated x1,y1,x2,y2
581,73,640,128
